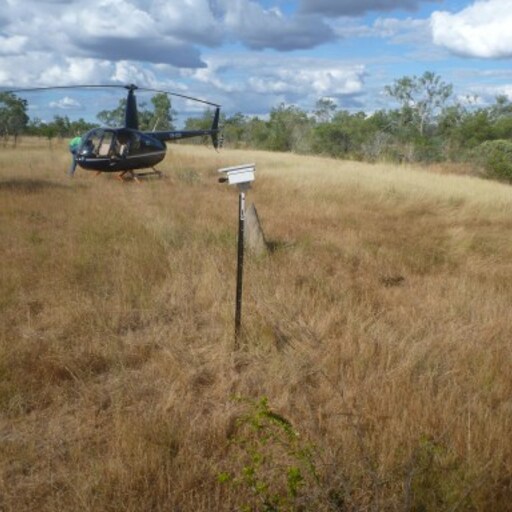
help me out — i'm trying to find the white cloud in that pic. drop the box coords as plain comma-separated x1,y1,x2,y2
332,16,430,45
249,67,365,96
187,54,367,113
151,0,224,47
0,0,209,69
461,84,512,105
0,35,28,55
487,85,512,101
68,0,156,39
111,61,161,87
0,0,341,86
49,96,82,109
431,0,512,58
39,58,114,86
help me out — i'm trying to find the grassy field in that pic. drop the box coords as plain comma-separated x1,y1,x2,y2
1,137,511,511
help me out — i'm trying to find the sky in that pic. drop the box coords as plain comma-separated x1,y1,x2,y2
1,0,512,121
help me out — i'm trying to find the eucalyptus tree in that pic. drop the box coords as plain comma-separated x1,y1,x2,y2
149,93,175,131
385,71,453,136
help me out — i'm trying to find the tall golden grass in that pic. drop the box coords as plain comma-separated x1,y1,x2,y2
1,137,511,511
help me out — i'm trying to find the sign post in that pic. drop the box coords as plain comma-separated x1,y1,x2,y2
235,189,246,340
218,164,256,346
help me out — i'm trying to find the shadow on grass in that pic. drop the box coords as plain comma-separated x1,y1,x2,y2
266,239,294,253
0,178,85,193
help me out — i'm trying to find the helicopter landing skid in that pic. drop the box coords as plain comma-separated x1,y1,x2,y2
134,168,164,179
117,170,141,183
116,169,163,183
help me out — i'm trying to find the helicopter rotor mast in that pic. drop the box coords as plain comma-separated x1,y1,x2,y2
125,84,139,130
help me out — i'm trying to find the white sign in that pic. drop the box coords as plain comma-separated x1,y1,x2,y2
218,163,255,186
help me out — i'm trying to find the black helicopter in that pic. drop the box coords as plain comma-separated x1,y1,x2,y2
6,84,221,180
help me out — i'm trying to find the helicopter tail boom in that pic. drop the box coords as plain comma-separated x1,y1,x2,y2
148,106,222,148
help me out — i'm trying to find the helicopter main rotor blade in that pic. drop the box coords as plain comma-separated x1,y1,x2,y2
1,85,125,94
1,84,220,107
135,88,221,108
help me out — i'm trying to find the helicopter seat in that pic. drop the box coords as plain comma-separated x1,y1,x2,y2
98,142,112,157
118,143,128,158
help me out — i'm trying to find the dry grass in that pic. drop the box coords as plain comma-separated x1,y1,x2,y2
1,138,511,511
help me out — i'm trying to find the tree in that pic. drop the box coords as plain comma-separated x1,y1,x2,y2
149,93,175,131
311,110,378,159
25,116,96,140
451,109,494,149
314,98,337,123
39,122,57,148
266,104,312,153
96,93,175,131
69,118,97,136
184,108,216,144
474,139,512,182
137,103,153,131
52,115,71,138
488,95,512,140
385,71,453,136
489,94,512,120
223,112,247,147
437,103,467,159
244,117,269,149
0,92,29,145
97,99,127,127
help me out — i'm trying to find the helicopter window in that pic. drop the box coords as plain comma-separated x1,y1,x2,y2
98,131,114,157
79,129,118,157
138,133,165,154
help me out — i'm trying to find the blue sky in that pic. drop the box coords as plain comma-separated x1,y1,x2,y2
1,0,512,122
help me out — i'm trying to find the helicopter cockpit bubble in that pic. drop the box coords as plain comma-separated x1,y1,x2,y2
79,129,102,157
79,129,121,158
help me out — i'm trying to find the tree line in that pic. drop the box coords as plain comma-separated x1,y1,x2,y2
2,72,512,180
187,71,512,180
216,72,512,165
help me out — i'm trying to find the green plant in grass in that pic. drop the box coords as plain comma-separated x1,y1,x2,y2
219,396,320,511
404,435,475,512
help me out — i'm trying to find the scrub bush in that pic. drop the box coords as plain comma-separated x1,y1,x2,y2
474,139,512,182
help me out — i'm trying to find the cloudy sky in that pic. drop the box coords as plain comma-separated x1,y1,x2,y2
1,0,512,121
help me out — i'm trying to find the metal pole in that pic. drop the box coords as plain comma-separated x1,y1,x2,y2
235,190,246,344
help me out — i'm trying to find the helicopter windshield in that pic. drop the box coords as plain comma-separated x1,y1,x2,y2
79,129,114,157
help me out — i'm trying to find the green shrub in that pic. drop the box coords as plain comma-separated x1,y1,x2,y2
474,139,512,182
218,397,321,511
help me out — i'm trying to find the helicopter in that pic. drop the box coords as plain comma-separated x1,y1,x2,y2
5,84,221,181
